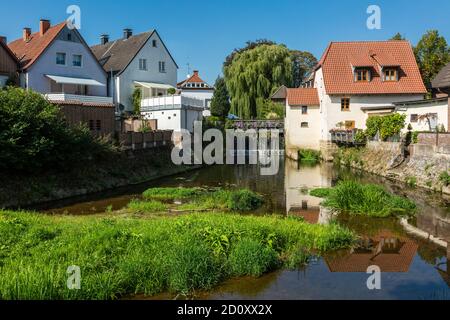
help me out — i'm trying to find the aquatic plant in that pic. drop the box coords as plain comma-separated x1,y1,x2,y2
0,210,354,299
142,187,203,201
310,181,416,218
298,149,321,163
127,200,167,213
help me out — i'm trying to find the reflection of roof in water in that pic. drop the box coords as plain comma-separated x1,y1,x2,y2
325,230,418,273
289,208,320,224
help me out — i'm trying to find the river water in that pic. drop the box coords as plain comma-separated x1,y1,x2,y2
38,158,450,300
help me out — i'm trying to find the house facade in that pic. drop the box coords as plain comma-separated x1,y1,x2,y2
8,20,114,135
0,36,18,87
91,29,178,114
177,70,214,116
284,41,427,156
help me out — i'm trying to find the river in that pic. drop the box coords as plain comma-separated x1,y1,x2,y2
36,158,450,300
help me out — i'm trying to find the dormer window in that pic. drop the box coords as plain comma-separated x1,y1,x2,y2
384,68,398,81
355,68,370,82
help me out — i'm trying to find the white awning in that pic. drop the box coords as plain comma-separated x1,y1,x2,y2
46,75,105,87
134,81,174,90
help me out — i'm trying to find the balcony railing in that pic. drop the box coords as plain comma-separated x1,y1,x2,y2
141,95,204,111
45,93,113,105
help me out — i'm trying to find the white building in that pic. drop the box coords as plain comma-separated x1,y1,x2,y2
283,41,427,156
177,70,215,117
9,20,111,106
91,29,178,114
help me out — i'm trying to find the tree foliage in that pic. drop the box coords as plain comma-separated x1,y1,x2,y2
414,30,450,88
210,77,231,118
0,87,114,173
391,33,405,40
224,39,276,68
224,44,293,119
291,50,318,87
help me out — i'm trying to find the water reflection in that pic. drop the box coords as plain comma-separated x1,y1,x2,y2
37,159,450,299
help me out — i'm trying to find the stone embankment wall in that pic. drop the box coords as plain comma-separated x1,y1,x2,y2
336,138,450,195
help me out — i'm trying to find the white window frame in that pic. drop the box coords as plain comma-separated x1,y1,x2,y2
72,54,83,67
159,61,166,73
56,52,66,66
139,59,148,71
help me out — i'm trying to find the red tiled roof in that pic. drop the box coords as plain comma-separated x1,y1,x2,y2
177,71,210,87
316,41,427,95
287,88,320,105
8,22,66,70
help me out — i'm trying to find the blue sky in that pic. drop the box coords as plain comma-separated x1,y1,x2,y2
1,0,450,84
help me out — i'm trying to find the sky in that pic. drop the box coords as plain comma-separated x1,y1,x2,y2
1,0,450,84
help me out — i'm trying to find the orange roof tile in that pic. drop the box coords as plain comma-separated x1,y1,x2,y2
317,41,427,95
8,22,66,70
287,88,320,105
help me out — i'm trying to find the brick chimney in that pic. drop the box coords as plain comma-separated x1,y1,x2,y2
123,28,133,39
23,28,31,42
0,36,6,45
100,34,109,45
40,19,51,36
193,70,199,76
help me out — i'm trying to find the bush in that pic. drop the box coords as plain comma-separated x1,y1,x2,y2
132,88,141,115
0,87,115,173
310,188,333,198
224,189,263,211
364,114,406,141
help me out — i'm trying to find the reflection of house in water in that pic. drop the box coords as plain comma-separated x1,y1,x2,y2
325,231,418,272
285,160,334,223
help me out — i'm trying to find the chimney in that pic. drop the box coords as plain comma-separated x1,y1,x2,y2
100,34,109,45
40,19,51,36
123,28,133,39
23,28,31,42
0,36,6,45
193,70,199,76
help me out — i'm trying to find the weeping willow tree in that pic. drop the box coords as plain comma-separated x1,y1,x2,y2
224,44,293,119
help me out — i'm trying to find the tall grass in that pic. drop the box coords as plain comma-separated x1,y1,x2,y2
0,210,354,300
142,187,203,201
310,181,416,217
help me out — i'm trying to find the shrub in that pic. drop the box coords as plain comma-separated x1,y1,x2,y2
132,88,141,115
364,114,406,141
405,176,417,188
354,130,367,144
0,87,115,173
224,189,263,211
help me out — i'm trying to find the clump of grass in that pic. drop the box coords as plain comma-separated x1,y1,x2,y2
405,176,417,188
311,181,416,218
298,149,321,163
142,187,203,201
179,189,263,212
127,200,167,212
309,188,333,198
0,210,354,300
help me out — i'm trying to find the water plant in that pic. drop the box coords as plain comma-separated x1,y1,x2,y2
0,210,355,300
127,199,168,213
310,181,416,217
298,149,321,163
142,187,203,201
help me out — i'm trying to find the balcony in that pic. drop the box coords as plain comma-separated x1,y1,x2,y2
45,93,113,105
141,95,204,112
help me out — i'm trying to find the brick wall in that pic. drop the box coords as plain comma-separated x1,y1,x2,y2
119,130,173,150
60,104,115,137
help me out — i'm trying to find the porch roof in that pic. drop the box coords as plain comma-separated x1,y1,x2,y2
46,75,105,87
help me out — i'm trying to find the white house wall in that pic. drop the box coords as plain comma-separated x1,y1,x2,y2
117,32,177,112
142,108,202,133
25,34,107,96
181,90,214,108
285,103,321,151
398,100,450,132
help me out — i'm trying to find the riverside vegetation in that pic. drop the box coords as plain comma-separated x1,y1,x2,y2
0,206,354,299
310,181,417,218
